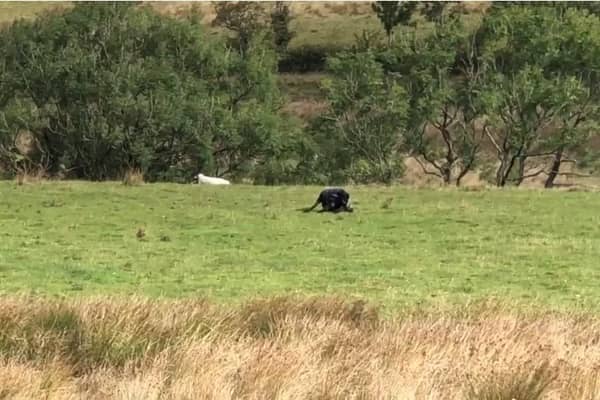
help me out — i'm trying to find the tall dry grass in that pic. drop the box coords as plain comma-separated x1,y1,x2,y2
122,168,145,186
0,296,599,399
13,167,48,186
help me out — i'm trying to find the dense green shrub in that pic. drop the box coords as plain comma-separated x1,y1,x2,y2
1,2,598,186
278,44,344,73
0,2,297,183
309,51,408,184
270,1,295,55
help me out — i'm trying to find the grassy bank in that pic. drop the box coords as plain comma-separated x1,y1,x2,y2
0,296,598,399
0,2,381,47
0,2,489,45
1,181,599,310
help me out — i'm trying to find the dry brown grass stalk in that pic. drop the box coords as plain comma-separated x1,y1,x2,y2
122,168,145,186
14,168,47,186
0,296,599,399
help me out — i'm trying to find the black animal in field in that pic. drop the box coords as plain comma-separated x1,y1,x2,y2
302,188,353,213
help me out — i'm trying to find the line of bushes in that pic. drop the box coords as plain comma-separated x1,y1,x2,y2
0,2,599,187
278,44,345,73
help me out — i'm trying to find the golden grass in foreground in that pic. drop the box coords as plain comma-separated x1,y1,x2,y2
0,296,599,399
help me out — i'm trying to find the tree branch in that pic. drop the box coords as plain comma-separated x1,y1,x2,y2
510,168,547,181
229,82,255,109
557,171,593,178
420,151,445,174
413,156,443,178
484,125,502,154
526,151,564,158
508,168,592,182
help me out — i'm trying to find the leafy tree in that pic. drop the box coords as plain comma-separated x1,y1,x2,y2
212,2,268,56
315,51,408,184
0,2,292,182
480,66,563,186
541,77,598,187
371,1,417,47
381,14,485,185
421,2,470,25
476,4,600,187
421,2,448,24
541,7,600,187
480,70,595,188
270,1,295,55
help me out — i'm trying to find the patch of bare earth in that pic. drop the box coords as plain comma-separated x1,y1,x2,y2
0,296,599,399
281,100,329,122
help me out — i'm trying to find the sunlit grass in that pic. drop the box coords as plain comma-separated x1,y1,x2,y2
1,181,599,310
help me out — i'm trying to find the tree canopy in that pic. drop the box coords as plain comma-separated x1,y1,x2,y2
0,2,292,182
0,2,599,187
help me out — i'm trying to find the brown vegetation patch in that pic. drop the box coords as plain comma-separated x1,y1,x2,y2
122,168,145,186
281,100,329,122
14,168,48,186
0,296,599,399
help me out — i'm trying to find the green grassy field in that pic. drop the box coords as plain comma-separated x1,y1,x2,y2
1,181,599,310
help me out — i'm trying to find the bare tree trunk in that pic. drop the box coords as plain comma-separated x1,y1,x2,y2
441,146,455,185
496,154,518,187
456,158,475,187
439,114,456,185
496,158,510,187
442,166,451,185
544,146,564,189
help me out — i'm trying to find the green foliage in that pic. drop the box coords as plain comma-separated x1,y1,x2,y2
476,4,600,186
477,6,562,75
580,148,600,174
0,3,294,183
352,29,386,53
478,4,600,88
270,1,295,55
211,1,268,56
381,15,484,185
315,51,408,183
480,66,557,186
1,2,599,186
371,1,417,46
420,2,448,24
278,44,343,73
309,3,600,187
420,2,472,27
